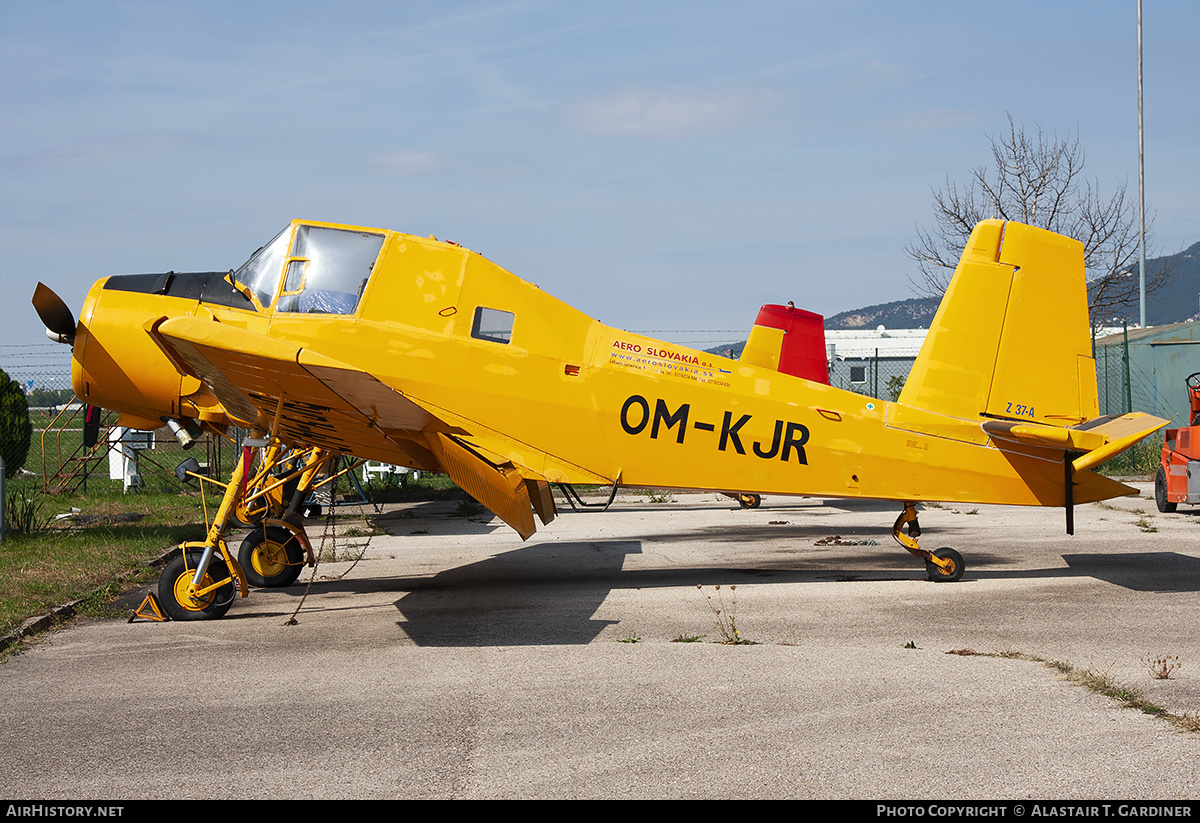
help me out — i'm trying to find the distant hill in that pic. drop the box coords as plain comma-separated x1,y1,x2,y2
825,243,1200,331
825,297,938,330
703,243,1200,356
1094,241,1200,326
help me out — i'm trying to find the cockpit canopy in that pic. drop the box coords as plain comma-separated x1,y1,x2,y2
233,222,385,315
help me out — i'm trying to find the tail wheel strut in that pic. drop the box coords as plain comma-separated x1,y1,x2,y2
892,502,965,583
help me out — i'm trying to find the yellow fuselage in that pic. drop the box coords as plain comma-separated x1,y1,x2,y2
68,220,1161,524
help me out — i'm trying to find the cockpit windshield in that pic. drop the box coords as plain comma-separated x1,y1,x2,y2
277,226,385,315
232,225,292,308
231,223,385,314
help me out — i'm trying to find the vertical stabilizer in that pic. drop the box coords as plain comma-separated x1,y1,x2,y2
899,220,1097,426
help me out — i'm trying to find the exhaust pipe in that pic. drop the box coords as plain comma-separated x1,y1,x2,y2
164,417,202,450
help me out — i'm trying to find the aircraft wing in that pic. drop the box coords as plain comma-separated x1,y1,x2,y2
150,316,571,538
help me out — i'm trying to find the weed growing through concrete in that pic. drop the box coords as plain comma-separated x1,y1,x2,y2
343,525,386,538
618,630,641,643
317,543,369,564
646,490,675,503
985,649,1199,732
454,498,485,517
671,634,704,643
696,584,757,645
1142,654,1182,680
903,641,919,649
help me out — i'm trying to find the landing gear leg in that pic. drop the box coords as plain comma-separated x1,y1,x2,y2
159,448,253,619
891,502,965,583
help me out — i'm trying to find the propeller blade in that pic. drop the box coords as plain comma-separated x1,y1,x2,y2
32,282,76,343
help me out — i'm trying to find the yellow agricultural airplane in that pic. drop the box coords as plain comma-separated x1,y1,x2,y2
32,217,1166,620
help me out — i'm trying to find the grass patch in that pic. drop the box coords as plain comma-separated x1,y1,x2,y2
1,478,220,641
0,472,472,647
982,648,1198,732
1095,438,1159,477
1,518,205,640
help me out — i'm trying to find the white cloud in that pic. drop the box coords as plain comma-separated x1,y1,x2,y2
880,108,999,133
371,150,450,175
836,59,913,93
565,86,779,138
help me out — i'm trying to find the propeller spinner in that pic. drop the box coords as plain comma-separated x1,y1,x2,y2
32,282,76,344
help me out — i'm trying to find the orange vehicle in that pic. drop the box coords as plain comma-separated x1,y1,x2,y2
1156,372,1200,512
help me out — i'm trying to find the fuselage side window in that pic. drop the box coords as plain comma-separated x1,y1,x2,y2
471,307,514,344
277,226,385,314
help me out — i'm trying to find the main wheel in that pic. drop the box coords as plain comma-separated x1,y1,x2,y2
158,550,235,621
1155,466,1177,513
925,547,965,582
238,526,304,588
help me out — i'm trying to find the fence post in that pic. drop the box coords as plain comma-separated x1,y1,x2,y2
1,455,6,544
873,348,879,399
1123,322,1133,414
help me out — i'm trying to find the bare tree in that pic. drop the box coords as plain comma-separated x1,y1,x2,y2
907,114,1168,325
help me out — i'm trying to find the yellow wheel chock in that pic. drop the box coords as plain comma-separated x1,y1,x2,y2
130,593,168,622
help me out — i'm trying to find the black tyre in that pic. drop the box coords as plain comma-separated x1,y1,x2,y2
1155,466,1177,513
158,550,235,621
737,494,761,509
238,526,304,588
925,547,965,583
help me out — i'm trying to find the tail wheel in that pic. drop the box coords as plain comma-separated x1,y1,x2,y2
737,494,761,509
158,550,235,621
1155,466,1177,513
925,547,965,583
238,526,304,588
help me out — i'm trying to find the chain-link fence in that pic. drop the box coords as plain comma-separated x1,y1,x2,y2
1,345,247,495
1094,328,1191,425
828,356,914,401
32,404,244,495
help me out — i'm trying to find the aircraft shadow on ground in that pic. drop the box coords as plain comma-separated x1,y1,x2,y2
240,535,1200,645
1060,552,1200,593
368,500,506,536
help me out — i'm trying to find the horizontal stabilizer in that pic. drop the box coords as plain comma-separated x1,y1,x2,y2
1070,413,1169,474
984,412,1166,465
985,413,1166,470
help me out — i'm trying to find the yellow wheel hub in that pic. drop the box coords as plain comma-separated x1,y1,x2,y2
172,570,216,612
251,541,290,577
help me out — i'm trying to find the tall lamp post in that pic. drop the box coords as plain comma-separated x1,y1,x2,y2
1138,0,1146,328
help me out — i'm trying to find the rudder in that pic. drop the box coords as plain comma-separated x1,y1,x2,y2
899,220,1097,427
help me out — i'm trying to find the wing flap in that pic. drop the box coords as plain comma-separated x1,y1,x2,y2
425,431,538,540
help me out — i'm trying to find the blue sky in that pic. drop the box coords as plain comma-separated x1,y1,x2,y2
3,0,1197,369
